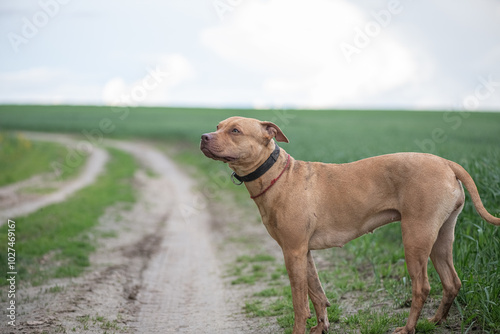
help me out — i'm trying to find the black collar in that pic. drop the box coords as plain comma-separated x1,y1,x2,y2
232,144,280,184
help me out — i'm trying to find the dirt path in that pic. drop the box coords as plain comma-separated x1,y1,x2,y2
107,140,237,333
1,135,259,334
0,132,108,224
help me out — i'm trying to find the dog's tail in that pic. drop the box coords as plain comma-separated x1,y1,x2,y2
448,160,500,226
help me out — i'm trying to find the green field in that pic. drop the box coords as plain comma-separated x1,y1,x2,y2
0,105,499,332
0,133,85,186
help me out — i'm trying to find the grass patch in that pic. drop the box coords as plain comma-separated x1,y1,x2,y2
343,309,408,334
245,300,274,317
0,148,136,286
45,285,64,294
230,254,277,285
247,284,343,333
75,314,123,332
254,287,282,297
237,254,276,263
0,131,84,186
416,319,438,333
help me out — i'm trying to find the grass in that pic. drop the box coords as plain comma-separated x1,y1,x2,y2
75,314,123,332
230,254,277,285
0,148,136,286
0,105,499,332
0,131,84,186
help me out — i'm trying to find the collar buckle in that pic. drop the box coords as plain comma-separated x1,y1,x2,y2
231,172,244,186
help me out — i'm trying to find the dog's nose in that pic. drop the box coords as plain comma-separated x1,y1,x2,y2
201,133,212,143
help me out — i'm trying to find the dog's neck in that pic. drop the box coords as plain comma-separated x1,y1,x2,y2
228,141,276,177
230,145,292,200
231,143,280,184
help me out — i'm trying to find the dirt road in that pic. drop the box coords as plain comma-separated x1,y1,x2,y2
108,140,237,333
0,133,108,224
1,134,261,334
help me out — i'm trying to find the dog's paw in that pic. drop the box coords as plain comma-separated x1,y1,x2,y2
310,319,329,334
393,326,415,334
310,325,327,334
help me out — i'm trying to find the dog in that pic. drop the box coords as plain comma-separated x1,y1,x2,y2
200,116,499,334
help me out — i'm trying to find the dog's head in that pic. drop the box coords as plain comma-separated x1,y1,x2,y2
200,116,288,169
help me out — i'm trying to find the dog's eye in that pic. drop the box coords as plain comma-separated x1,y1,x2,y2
232,128,240,134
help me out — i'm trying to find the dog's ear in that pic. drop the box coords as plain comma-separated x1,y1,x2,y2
261,121,289,143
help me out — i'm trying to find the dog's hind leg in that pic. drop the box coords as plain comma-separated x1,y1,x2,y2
307,251,330,334
428,199,464,324
394,218,438,334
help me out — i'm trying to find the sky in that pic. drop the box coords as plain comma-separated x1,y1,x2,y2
0,0,499,110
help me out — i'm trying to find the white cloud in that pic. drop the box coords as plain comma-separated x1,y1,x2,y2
0,67,65,85
101,53,196,106
201,0,427,108
101,77,128,105
0,67,101,104
202,0,361,74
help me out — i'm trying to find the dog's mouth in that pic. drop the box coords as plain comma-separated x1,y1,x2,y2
201,147,237,163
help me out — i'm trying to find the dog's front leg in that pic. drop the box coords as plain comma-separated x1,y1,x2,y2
283,246,310,334
307,251,330,334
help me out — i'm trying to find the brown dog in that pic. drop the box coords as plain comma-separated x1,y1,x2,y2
200,116,500,334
